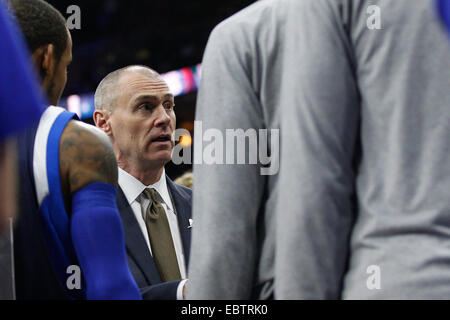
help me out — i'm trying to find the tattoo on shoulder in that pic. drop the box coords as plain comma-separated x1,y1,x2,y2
60,122,118,194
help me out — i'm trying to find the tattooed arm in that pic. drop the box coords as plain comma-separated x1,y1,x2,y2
59,120,118,209
58,120,141,300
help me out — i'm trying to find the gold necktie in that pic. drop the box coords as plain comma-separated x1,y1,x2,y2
142,188,181,282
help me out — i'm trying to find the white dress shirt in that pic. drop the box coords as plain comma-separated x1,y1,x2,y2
118,167,187,299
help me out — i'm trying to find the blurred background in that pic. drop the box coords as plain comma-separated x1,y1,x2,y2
46,0,257,179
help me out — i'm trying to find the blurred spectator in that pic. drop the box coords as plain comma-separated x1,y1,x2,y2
174,171,193,189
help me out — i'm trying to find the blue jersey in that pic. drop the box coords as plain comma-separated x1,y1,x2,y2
14,106,84,300
438,0,450,34
0,1,44,141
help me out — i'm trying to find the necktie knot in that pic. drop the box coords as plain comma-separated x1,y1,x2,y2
143,188,163,203
143,188,164,220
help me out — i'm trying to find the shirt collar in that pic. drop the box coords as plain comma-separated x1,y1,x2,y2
118,167,173,211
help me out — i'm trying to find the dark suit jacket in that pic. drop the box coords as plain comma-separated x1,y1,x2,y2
116,175,192,300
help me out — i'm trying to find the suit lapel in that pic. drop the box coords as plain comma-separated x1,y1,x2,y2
166,177,192,267
116,187,161,285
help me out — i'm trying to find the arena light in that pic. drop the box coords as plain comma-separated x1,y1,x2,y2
67,94,81,118
179,135,193,147
60,63,202,119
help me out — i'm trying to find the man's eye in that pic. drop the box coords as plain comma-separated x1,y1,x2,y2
165,104,174,110
139,104,151,110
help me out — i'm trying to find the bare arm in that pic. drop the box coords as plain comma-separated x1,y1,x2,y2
58,120,141,300
59,120,118,204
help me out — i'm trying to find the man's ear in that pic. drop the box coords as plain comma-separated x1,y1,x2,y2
32,44,56,80
93,109,112,135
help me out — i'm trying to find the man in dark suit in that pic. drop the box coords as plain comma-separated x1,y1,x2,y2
93,65,192,300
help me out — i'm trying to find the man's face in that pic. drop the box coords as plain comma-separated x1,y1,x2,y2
47,29,72,105
108,71,176,170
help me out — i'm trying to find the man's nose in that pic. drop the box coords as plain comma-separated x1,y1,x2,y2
154,105,171,127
